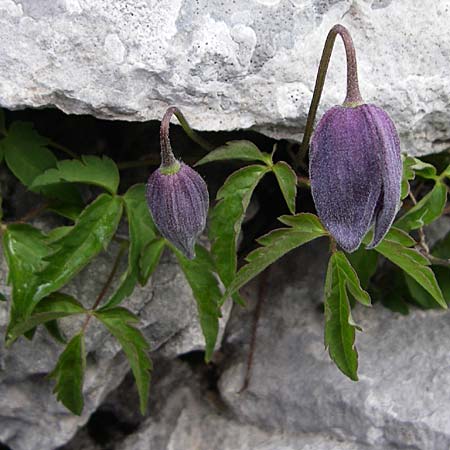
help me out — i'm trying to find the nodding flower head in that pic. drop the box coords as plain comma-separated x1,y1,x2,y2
307,25,402,252
146,107,209,259
310,104,402,252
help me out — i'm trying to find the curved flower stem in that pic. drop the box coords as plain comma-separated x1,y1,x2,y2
160,106,214,168
297,24,363,163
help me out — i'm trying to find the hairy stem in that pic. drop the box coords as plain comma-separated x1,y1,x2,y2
160,106,214,168
298,24,363,162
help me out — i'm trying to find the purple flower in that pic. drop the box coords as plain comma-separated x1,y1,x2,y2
310,104,402,252
146,162,209,259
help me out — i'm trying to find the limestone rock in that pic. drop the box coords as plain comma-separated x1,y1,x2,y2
219,240,450,450
0,0,449,155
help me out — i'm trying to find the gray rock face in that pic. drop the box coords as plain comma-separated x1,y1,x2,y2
0,238,228,450
1,0,449,156
219,240,450,450
119,358,374,450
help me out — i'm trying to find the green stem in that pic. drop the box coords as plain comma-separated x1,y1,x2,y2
48,140,78,159
297,24,363,163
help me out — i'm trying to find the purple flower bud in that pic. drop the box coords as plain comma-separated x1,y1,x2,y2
310,104,402,252
146,161,209,259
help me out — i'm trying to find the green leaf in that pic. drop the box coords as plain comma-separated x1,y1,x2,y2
195,141,270,166
101,185,158,310
45,320,68,344
222,214,327,302
49,332,86,415
31,155,120,195
272,161,297,214
410,158,438,180
404,273,442,309
346,248,378,289
374,230,446,309
46,226,73,244
6,293,86,344
441,164,450,179
3,224,51,330
173,245,222,361
3,122,82,206
34,194,123,303
3,122,54,186
395,182,447,231
401,155,416,200
324,251,367,381
209,164,269,291
95,308,152,415
139,238,166,286
0,141,4,164
333,252,371,307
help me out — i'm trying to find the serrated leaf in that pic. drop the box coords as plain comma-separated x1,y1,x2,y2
195,141,270,166
31,155,120,195
324,252,361,381
272,161,297,214
3,224,51,330
6,293,86,344
374,232,446,309
101,185,158,310
34,194,123,303
95,308,152,415
395,182,447,231
49,332,86,415
222,214,327,302
173,245,221,361
209,164,269,291
139,238,166,286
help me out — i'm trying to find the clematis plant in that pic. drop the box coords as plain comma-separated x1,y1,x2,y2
307,25,402,252
146,106,209,259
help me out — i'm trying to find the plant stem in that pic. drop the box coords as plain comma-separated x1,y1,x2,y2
160,106,214,168
48,139,78,159
239,267,270,393
408,191,430,253
82,241,127,332
298,24,363,163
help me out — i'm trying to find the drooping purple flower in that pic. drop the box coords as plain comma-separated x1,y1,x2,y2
146,162,209,259
146,106,209,259
310,104,402,252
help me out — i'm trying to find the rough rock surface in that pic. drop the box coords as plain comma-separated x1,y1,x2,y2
56,237,450,450
0,236,229,450
219,240,450,450
1,0,449,155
